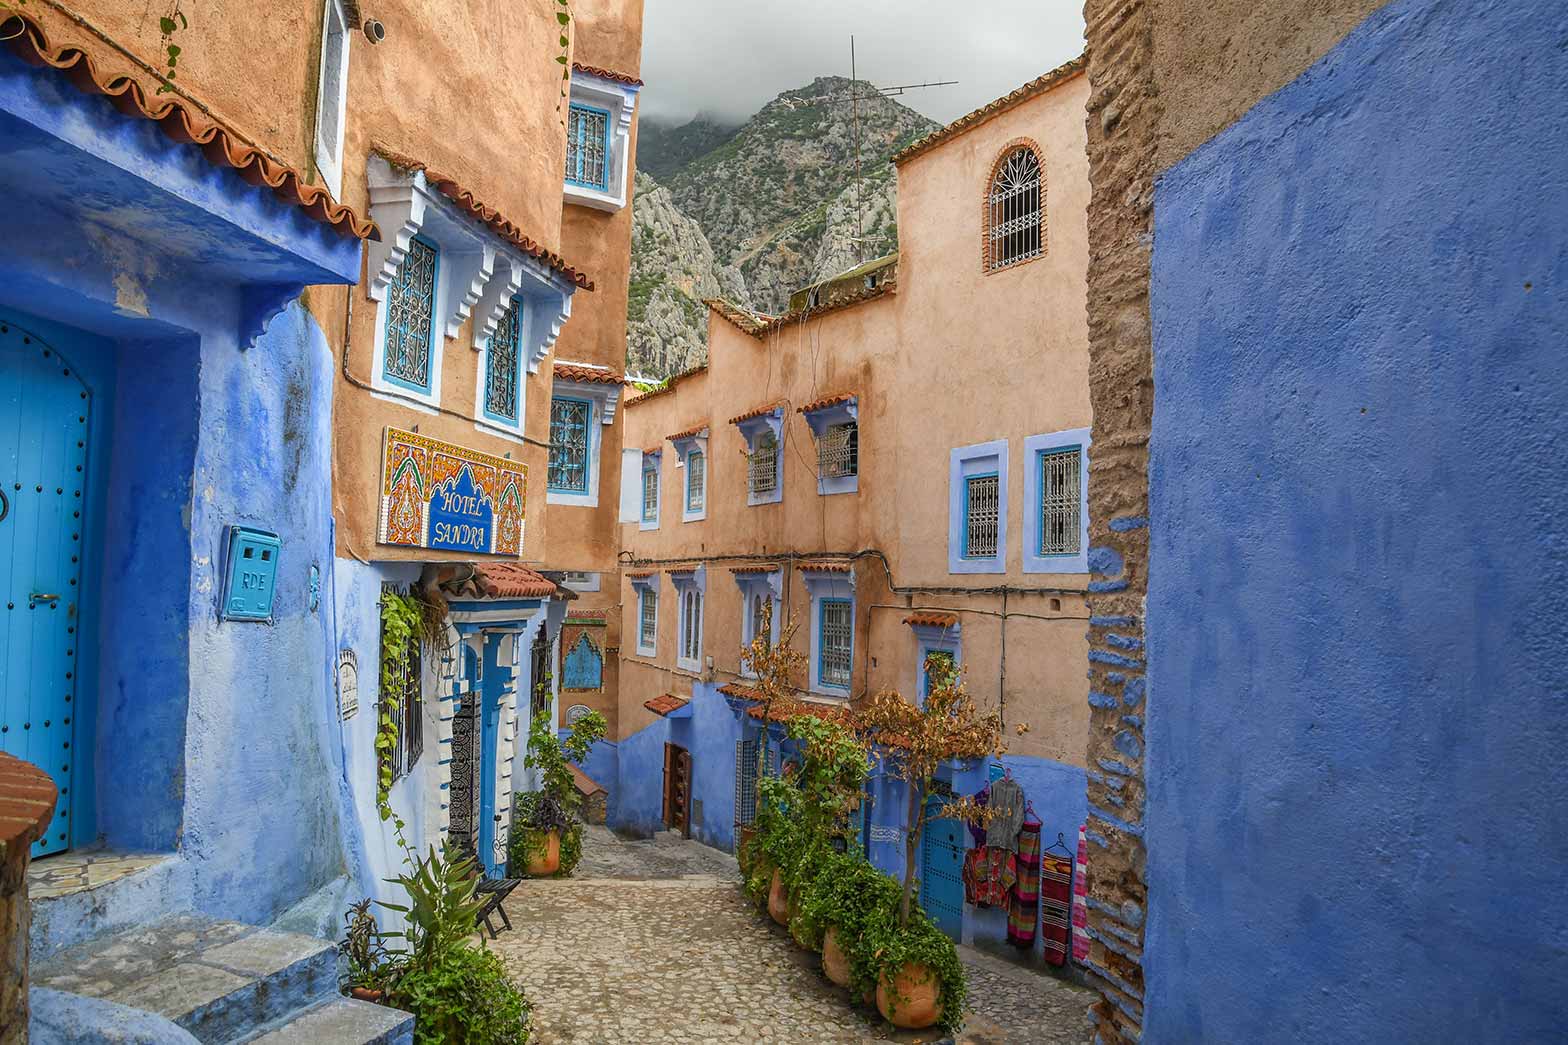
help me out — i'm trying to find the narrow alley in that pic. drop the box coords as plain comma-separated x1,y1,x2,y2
493,829,1094,1044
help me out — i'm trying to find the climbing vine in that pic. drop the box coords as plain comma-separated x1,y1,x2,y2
376,588,423,847
555,0,572,114
156,2,186,93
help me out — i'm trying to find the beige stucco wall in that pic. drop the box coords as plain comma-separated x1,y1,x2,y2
616,71,1094,765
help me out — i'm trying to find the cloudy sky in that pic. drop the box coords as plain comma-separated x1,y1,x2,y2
639,0,1086,127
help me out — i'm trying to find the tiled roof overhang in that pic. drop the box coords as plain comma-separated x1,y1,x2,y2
729,564,780,575
668,423,710,441
644,693,689,717
554,362,623,384
893,56,1087,166
729,402,786,425
798,561,853,574
706,298,772,336
464,563,565,600
1,12,378,241
374,146,593,290
798,392,856,414
572,62,644,87
904,611,959,628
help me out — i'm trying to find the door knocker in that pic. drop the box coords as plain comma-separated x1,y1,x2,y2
0,488,7,523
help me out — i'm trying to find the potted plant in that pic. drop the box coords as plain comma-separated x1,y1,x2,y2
854,661,1001,1032
511,702,607,878
342,898,393,1003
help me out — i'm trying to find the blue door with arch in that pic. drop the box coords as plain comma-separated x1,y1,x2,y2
0,315,95,857
920,795,966,940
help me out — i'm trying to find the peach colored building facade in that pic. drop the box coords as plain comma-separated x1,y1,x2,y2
608,61,1093,958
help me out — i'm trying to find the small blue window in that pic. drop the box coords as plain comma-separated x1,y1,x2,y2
383,236,439,393
641,459,659,525
920,649,957,697
549,397,593,492
566,104,611,190
818,598,853,690
562,634,603,689
962,472,1000,558
483,298,523,424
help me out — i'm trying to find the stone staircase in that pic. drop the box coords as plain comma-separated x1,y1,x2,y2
30,914,412,1043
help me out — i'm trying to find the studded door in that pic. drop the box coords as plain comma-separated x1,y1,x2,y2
920,798,966,940
0,317,89,858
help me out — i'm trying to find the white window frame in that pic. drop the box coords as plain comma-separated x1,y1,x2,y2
948,439,1008,574
672,566,706,673
801,567,855,699
735,410,785,507
672,429,709,522
631,575,659,657
639,450,661,531
545,377,621,508
1023,428,1092,573
563,68,641,212
313,0,350,199
734,569,783,679
365,156,579,415
801,397,858,496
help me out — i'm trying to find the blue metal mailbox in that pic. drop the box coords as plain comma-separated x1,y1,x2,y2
222,526,281,622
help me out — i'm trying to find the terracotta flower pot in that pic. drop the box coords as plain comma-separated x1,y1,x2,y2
737,827,757,876
349,987,384,1004
821,926,852,988
876,962,943,1030
767,868,791,926
524,829,561,876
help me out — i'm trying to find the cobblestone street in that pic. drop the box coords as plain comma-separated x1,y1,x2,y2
493,828,1094,1044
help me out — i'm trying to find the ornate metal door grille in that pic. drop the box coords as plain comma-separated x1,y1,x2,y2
566,105,609,190
965,474,1000,558
485,302,522,421
819,422,858,478
1039,447,1082,555
987,147,1043,271
819,599,852,688
385,238,437,387
548,398,591,492
531,625,552,717
685,451,705,511
748,432,779,493
449,698,479,851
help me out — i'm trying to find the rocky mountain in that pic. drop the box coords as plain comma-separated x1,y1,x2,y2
637,116,738,182
625,78,938,379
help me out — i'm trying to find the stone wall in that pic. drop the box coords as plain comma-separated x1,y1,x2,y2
0,753,59,1044
1080,0,1157,1040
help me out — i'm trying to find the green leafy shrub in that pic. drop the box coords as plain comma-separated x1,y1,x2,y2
860,899,967,1034
392,944,531,1045
512,708,606,877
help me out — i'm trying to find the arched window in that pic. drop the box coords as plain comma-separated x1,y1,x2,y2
986,145,1044,271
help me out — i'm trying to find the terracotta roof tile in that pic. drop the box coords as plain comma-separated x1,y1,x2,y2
798,392,857,414
625,571,656,580
667,422,710,441
566,609,608,620
643,444,664,455
375,147,592,290
572,62,644,87
554,362,624,385
729,401,786,425
644,693,689,717
798,561,853,574
2,13,377,241
718,682,763,701
706,298,772,335
893,56,1086,166
728,564,780,575
904,611,959,628
463,564,563,599
569,763,607,797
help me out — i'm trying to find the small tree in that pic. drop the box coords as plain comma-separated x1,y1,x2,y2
739,598,808,783
857,661,1003,926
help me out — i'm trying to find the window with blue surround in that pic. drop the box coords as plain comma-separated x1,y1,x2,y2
631,574,659,656
549,397,593,492
673,566,706,672
948,439,1008,574
734,568,782,678
671,428,709,522
801,395,859,496
383,235,439,393
734,408,785,506
561,633,603,690
639,451,661,530
686,451,705,512
802,566,855,697
483,298,523,425
1023,427,1091,573
921,649,957,697
907,614,961,706
566,103,611,191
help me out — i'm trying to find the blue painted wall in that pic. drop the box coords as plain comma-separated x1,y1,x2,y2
1147,0,1568,1038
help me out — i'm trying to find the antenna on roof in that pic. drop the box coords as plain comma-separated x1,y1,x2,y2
842,36,956,269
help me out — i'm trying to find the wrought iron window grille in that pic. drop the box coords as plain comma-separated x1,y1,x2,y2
987,146,1043,272
1038,447,1082,556
385,237,438,388
549,397,592,492
485,301,522,422
566,104,610,190
819,599,853,689
965,474,1001,558
818,422,858,479
748,432,779,494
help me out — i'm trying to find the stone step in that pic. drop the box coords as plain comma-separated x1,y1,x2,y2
30,914,341,1043
238,996,414,1045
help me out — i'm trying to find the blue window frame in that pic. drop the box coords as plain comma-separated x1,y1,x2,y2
562,633,603,690
686,450,705,513
1023,428,1090,573
548,397,593,492
483,298,523,424
640,455,660,527
920,649,957,697
817,598,853,690
383,235,439,393
566,103,612,191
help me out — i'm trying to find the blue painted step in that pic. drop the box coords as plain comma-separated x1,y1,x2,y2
239,997,414,1045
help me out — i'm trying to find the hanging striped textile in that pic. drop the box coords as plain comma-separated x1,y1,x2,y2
1040,850,1073,966
1072,824,1091,964
1007,814,1042,948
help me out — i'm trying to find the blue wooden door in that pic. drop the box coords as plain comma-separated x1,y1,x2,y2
1,318,90,857
920,796,966,940
476,632,507,878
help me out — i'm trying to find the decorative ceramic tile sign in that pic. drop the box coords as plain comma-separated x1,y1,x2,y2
378,427,526,556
